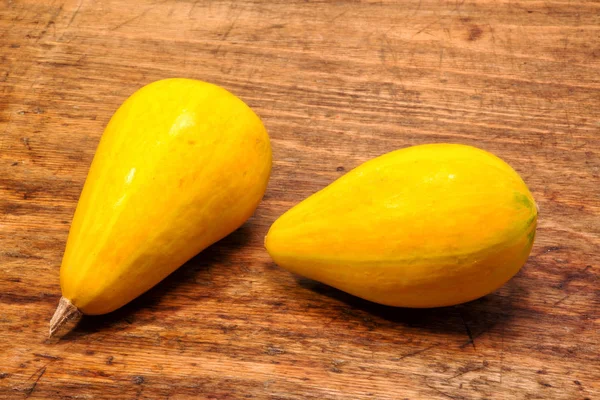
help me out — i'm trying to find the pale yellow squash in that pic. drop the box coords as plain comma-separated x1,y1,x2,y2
51,78,271,334
265,144,537,307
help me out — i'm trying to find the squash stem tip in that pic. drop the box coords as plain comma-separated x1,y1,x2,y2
49,297,82,339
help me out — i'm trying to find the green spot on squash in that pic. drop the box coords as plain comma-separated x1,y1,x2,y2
527,229,536,246
514,192,533,210
524,213,537,228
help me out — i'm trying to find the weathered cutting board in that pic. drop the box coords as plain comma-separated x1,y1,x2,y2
1,0,598,399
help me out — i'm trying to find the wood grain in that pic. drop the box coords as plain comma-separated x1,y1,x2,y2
1,0,599,399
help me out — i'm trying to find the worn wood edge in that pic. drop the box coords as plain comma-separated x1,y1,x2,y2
49,297,82,339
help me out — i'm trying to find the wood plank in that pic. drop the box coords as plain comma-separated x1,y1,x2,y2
1,0,598,399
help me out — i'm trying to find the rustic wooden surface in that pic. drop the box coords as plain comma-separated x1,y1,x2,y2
1,0,599,399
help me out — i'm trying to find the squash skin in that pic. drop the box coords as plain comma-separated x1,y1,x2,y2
60,78,271,315
265,144,537,307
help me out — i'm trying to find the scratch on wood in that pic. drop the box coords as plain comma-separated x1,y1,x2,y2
553,295,570,306
412,18,442,38
66,0,83,29
459,312,476,350
221,12,242,41
188,1,199,18
33,353,62,361
446,364,487,381
392,343,440,361
112,6,154,31
25,366,46,398
212,11,243,56
425,381,461,399
329,9,349,23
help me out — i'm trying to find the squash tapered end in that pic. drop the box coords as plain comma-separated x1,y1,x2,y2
49,297,82,338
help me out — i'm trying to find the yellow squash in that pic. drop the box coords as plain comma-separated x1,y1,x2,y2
265,144,537,307
50,78,271,335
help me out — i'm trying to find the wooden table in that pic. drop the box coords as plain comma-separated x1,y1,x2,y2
1,1,598,399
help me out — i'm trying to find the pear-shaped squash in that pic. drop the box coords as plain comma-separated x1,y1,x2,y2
265,144,536,307
50,78,271,335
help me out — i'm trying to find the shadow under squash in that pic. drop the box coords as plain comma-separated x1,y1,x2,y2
60,224,253,340
294,271,523,340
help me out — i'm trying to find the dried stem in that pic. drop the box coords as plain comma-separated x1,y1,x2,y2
49,297,82,338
